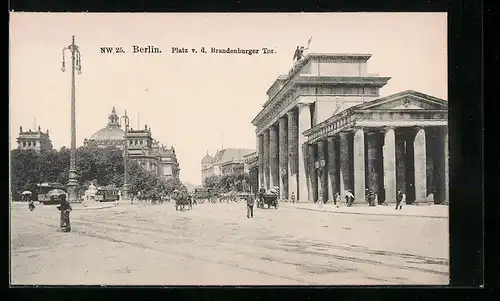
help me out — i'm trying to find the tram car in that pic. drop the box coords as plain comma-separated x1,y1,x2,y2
95,186,120,202
36,182,67,205
258,187,280,209
193,187,216,204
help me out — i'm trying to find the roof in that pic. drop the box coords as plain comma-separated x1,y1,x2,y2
90,126,125,141
213,148,255,165
202,153,213,164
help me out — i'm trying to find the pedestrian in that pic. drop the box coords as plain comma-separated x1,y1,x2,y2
395,190,405,210
28,199,36,211
345,190,355,207
26,192,36,211
290,192,296,203
258,185,266,208
57,198,73,232
246,194,255,218
399,191,406,210
334,192,341,208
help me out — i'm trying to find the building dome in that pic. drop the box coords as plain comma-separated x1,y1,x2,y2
89,126,125,141
89,107,125,141
202,153,213,164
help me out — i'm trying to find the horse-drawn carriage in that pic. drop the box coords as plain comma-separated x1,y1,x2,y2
193,187,217,204
258,187,280,209
172,190,193,211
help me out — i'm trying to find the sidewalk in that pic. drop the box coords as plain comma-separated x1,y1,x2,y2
73,201,118,210
10,201,118,211
282,202,448,219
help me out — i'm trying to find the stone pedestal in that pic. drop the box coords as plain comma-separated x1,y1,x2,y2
297,104,311,202
414,128,427,203
121,183,131,201
67,169,79,203
353,129,366,203
383,128,397,203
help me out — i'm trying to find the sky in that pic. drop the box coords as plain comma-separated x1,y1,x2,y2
9,12,447,185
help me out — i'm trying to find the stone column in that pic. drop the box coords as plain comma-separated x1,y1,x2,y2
287,111,298,200
297,103,311,202
317,140,327,203
366,132,381,197
257,134,264,188
308,144,317,202
263,129,270,189
269,125,279,188
353,128,366,203
327,137,338,202
425,129,436,203
444,128,449,204
395,134,406,193
383,128,397,203
339,132,350,199
278,117,288,199
414,127,427,203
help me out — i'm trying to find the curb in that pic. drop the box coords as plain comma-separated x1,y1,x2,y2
73,203,118,211
289,206,448,219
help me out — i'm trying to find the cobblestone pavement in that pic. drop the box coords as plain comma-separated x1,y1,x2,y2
10,201,449,286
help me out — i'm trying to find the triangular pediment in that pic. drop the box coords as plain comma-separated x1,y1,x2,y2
357,90,448,111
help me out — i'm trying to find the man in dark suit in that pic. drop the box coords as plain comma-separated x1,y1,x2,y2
247,194,255,218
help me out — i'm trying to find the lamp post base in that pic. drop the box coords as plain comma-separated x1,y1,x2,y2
121,184,131,203
66,182,80,203
67,169,80,203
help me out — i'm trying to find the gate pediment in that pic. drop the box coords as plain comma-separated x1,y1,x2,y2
358,90,447,111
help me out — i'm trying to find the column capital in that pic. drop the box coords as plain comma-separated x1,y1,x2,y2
286,110,295,117
297,102,312,108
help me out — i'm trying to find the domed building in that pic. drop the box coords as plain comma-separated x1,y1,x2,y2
201,152,213,184
85,107,125,149
84,107,180,180
201,148,254,185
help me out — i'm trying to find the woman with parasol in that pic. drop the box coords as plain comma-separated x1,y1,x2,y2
49,189,72,232
22,190,35,211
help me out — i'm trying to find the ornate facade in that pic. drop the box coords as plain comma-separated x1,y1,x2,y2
84,107,180,180
16,126,53,152
252,53,448,204
201,148,254,184
243,151,258,194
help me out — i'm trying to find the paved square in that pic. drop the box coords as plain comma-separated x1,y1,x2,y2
10,202,449,285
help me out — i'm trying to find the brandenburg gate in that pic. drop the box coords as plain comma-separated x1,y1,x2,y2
251,53,448,205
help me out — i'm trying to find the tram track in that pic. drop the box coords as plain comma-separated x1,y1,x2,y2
14,211,448,281
12,215,312,285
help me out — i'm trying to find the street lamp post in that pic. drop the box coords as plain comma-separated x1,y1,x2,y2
121,111,131,202
61,35,82,203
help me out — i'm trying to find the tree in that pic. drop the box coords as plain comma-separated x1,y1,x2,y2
10,149,42,200
203,173,250,193
10,145,184,201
